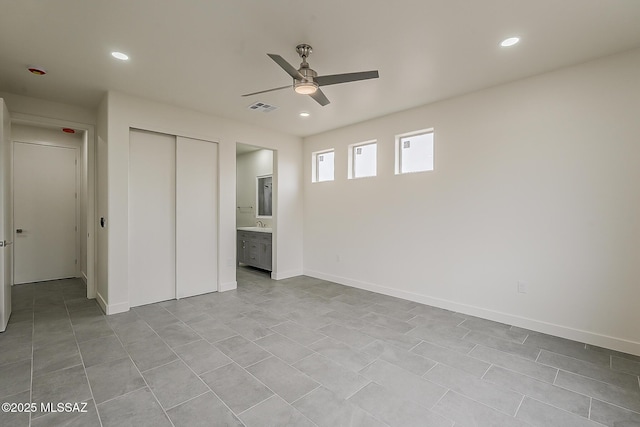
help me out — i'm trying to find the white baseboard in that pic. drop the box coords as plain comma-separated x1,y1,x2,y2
80,272,87,285
106,300,129,315
96,293,129,315
303,269,640,357
272,269,303,280
219,281,237,292
96,292,107,314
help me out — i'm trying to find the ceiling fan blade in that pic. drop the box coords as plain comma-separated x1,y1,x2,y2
242,85,291,97
267,54,304,80
315,70,379,87
309,88,330,106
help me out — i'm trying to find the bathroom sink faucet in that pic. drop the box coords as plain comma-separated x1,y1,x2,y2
256,220,264,228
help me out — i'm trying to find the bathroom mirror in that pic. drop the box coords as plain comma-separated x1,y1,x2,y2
256,175,272,218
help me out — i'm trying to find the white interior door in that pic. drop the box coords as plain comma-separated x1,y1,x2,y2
176,136,218,298
14,142,77,284
128,129,176,307
0,99,12,331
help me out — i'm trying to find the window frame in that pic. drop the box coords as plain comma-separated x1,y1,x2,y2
311,148,335,183
348,140,377,180
395,128,435,175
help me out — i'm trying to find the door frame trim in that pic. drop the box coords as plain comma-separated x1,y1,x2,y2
9,113,96,299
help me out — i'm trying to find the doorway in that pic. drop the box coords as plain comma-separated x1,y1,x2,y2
7,116,97,304
236,143,275,279
13,141,79,283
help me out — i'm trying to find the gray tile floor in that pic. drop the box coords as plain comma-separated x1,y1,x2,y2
1,268,640,426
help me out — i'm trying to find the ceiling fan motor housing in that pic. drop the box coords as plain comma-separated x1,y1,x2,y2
294,66,318,94
297,66,317,82
295,44,317,83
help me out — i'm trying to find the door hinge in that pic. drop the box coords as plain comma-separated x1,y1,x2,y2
75,259,77,265
75,226,77,232
75,192,77,199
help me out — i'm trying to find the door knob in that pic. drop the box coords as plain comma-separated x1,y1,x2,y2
16,229,23,234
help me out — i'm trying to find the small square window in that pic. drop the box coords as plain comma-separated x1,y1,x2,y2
348,141,377,179
395,129,434,174
312,149,335,182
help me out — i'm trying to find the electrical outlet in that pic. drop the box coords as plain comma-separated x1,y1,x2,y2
517,281,527,294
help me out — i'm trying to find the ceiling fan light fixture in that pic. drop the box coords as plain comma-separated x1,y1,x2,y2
294,80,318,95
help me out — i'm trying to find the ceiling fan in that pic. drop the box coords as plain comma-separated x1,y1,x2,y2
242,44,379,106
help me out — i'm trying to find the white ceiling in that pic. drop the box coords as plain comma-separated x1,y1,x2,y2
236,142,264,155
1,0,640,137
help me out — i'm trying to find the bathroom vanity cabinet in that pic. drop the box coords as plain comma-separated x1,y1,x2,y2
237,228,272,271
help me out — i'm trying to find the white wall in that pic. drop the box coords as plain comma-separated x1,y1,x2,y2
102,91,303,313
96,96,108,306
237,149,274,228
303,48,640,355
0,92,96,125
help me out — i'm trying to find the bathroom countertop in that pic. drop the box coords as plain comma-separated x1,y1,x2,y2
237,227,272,233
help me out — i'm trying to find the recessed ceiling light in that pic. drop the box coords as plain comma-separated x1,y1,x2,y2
500,37,520,47
27,66,47,76
299,112,310,117
111,51,129,61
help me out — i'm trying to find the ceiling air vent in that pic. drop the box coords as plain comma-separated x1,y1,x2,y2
247,102,278,113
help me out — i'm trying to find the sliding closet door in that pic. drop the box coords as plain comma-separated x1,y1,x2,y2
176,137,218,298
129,129,176,306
